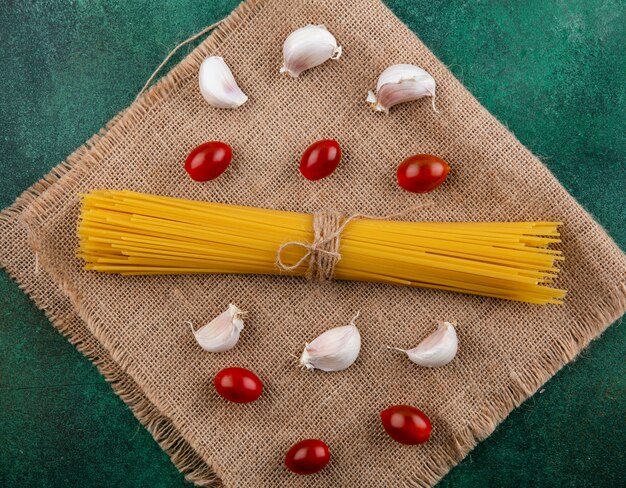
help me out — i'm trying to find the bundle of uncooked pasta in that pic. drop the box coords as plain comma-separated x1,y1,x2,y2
77,190,565,304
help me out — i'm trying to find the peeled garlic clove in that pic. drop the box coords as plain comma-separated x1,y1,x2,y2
367,64,437,113
190,304,245,352
389,322,458,367
198,56,248,109
300,313,361,371
280,25,342,77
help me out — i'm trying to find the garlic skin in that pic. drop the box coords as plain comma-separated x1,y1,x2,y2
300,314,361,371
198,56,248,109
280,25,342,77
190,304,245,352
367,64,437,113
389,322,458,367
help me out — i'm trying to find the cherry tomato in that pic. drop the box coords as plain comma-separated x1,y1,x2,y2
213,367,263,404
380,404,432,445
396,154,450,193
184,141,232,182
300,139,341,180
284,439,330,475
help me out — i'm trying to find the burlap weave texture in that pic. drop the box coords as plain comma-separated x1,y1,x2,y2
2,0,625,486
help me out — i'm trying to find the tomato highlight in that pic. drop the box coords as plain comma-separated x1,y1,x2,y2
380,404,432,445
213,367,263,404
396,154,450,193
300,139,341,180
285,439,330,475
184,141,233,181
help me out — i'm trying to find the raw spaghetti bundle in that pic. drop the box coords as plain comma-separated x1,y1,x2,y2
77,190,566,304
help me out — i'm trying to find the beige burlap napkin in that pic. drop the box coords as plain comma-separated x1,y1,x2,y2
3,0,625,486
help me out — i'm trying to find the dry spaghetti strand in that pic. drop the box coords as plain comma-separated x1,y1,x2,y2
77,190,566,305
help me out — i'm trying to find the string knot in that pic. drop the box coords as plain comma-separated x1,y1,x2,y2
275,204,430,282
275,210,345,281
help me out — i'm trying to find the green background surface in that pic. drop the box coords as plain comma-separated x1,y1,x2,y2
1,0,624,486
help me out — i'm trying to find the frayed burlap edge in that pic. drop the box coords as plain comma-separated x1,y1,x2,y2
0,1,269,485
18,2,268,482
7,0,626,485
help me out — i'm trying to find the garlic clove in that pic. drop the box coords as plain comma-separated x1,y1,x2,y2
190,303,245,352
367,64,437,113
280,25,342,77
300,313,361,371
198,56,248,109
389,322,458,367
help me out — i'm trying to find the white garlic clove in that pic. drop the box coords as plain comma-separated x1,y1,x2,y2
190,303,245,352
300,313,361,371
280,25,342,77
198,56,248,108
367,64,437,113
389,322,458,367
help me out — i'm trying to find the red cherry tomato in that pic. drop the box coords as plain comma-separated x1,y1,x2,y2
380,405,432,445
300,139,341,180
214,367,263,404
396,154,450,193
285,439,330,475
184,141,232,181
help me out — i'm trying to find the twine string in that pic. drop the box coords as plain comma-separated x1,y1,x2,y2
135,20,223,101
275,204,431,281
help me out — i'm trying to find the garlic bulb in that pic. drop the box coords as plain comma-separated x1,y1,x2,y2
280,25,342,77
300,313,361,371
190,304,245,352
367,64,437,113
198,56,248,109
389,322,458,367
